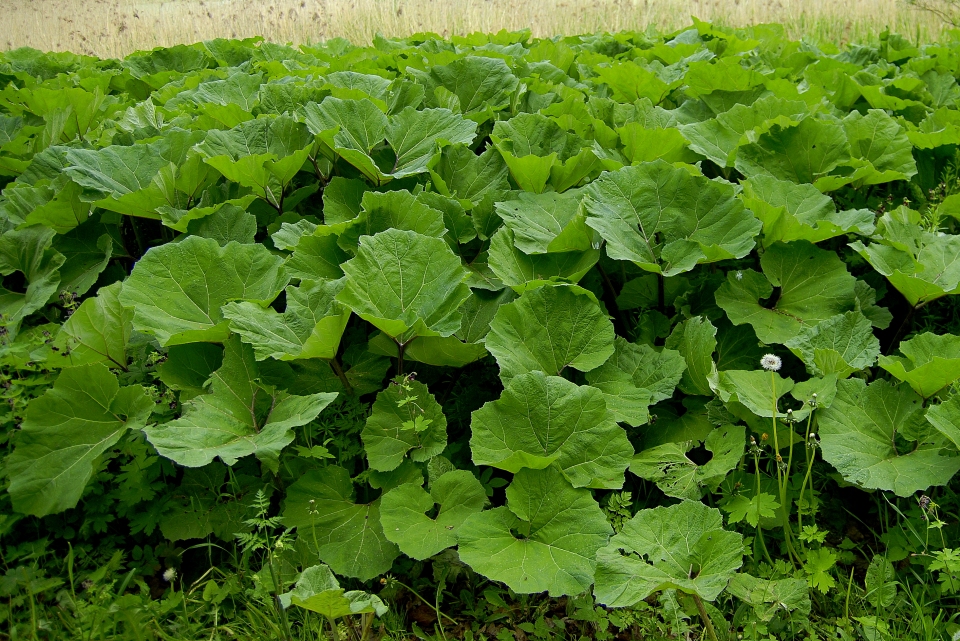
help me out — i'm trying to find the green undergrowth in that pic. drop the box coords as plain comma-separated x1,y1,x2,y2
1,20,960,641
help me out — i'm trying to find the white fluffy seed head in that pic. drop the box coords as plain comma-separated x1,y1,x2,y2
163,568,177,582
761,354,782,371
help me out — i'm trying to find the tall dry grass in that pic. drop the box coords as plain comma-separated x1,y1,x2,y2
0,0,951,58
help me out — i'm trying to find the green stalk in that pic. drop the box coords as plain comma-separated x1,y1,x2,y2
770,372,800,567
327,615,342,641
797,408,817,546
754,450,775,568
692,594,720,641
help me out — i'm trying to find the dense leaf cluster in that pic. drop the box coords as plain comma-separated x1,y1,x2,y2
1,21,960,636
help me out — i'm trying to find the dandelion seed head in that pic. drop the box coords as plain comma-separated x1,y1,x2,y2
761,354,782,371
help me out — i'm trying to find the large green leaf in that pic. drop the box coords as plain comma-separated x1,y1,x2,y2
491,113,599,193
485,285,615,383
63,129,206,219
850,232,960,307
715,241,858,344
926,394,960,452
144,337,337,472
408,56,519,123
56,282,132,369
0,226,64,333
380,471,488,560
487,226,600,292
494,191,593,254
6,364,153,516
726,574,811,622
879,332,960,399
458,466,613,597
735,117,851,184
471,371,633,488
740,174,875,247
282,466,400,580
336,229,470,345
196,115,312,210
584,337,686,426
582,160,760,275
337,189,446,250
630,424,745,500
118,236,287,346
594,500,743,606
279,564,388,619
362,379,447,471
222,279,350,361
664,316,717,396
679,95,806,167
785,311,880,378
817,378,960,496
384,106,477,178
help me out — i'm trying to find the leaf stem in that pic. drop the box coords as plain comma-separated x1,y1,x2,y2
691,594,720,641
328,357,353,395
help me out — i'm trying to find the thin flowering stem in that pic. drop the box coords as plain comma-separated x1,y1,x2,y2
765,358,800,567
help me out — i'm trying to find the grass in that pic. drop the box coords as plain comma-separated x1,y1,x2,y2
1,0,953,59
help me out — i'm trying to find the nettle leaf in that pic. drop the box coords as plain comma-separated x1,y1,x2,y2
926,394,960,452
594,500,744,606
785,311,880,378
878,332,960,399
494,191,594,254
458,466,613,597
485,285,615,383
380,471,488,560
362,379,447,472
722,492,779,528
740,174,875,247
582,160,760,276
850,231,960,307
282,466,400,581
57,282,132,370
337,229,470,345
471,371,633,489
279,564,388,618
715,241,858,344
817,378,960,496
585,337,686,426
0,226,64,333
119,236,287,346
630,424,745,500
735,116,851,184
222,279,351,361
144,337,338,472
664,316,718,396
7,364,153,517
